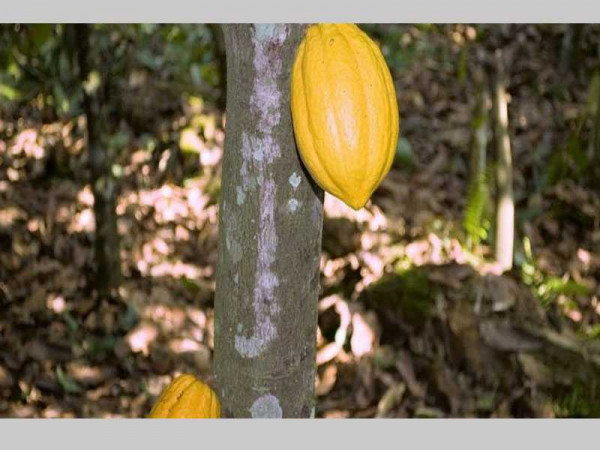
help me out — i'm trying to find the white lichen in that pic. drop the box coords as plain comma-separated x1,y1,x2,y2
288,198,299,213
250,394,283,418
289,172,302,189
253,24,279,42
236,186,246,205
253,147,264,162
230,239,242,264
234,25,289,359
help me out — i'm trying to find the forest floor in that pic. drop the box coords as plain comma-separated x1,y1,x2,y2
1,24,600,417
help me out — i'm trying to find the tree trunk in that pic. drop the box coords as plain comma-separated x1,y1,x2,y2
490,50,514,272
208,24,227,109
593,71,600,171
214,24,324,418
74,24,121,298
561,24,584,75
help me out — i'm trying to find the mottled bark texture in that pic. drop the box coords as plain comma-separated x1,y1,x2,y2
214,24,324,418
74,25,121,298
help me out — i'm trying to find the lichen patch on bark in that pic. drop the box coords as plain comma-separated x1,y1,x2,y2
289,171,302,189
288,198,300,212
234,25,290,359
250,393,283,418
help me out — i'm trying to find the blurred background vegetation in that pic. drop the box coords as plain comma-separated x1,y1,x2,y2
1,24,600,418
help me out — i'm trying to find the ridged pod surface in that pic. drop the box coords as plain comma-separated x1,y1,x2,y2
291,24,399,210
148,374,221,418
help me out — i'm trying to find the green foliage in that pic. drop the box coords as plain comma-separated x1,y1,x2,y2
518,236,590,309
554,380,600,417
0,25,82,117
84,335,118,358
127,24,221,92
546,71,600,186
457,44,469,85
360,267,436,326
0,82,21,101
118,304,140,332
463,170,492,247
360,24,439,73
540,276,591,298
0,24,222,121
393,136,416,171
547,136,588,185
56,366,83,394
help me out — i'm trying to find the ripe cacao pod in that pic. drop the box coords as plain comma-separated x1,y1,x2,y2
291,24,399,210
148,374,220,418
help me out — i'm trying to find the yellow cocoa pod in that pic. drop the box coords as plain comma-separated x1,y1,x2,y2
148,374,221,418
291,23,399,210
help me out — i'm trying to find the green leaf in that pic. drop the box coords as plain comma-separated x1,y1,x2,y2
108,131,131,151
544,277,591,297
0,82,21,101
29,24,54,51
585,71,600,116
111,164,124,178
119,304,139,332
393,136,416,170
85,335,117,357
56,366,83,394
52,83,71,115
463,170,491,245
179,127,203,154
62,311,79,332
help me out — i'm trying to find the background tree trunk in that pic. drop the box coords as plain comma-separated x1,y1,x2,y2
214,24,324,418
490,50,514,272
74,24,121,298
593,70,600,170
208,24,227,109
561,24,584,75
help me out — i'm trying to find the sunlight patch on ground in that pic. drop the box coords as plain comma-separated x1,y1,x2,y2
68,208,95,233
125,322,158,355
0,206,25,227
10,129,44,160
324,194,388,231
76,185,95,207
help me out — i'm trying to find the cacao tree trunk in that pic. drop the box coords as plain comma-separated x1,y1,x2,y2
490,50,514,272
214,24,324,418
74,25,121,298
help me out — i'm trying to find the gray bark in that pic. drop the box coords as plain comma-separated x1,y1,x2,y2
74,25,121,298
214,24,324,418
491,50,514,272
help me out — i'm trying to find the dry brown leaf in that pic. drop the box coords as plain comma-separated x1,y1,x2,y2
350,311,378,358
125,322,158,356
316,342,341,366
315,364,338,397
396,350,425,398
375,383,406,418
0,365,14,389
